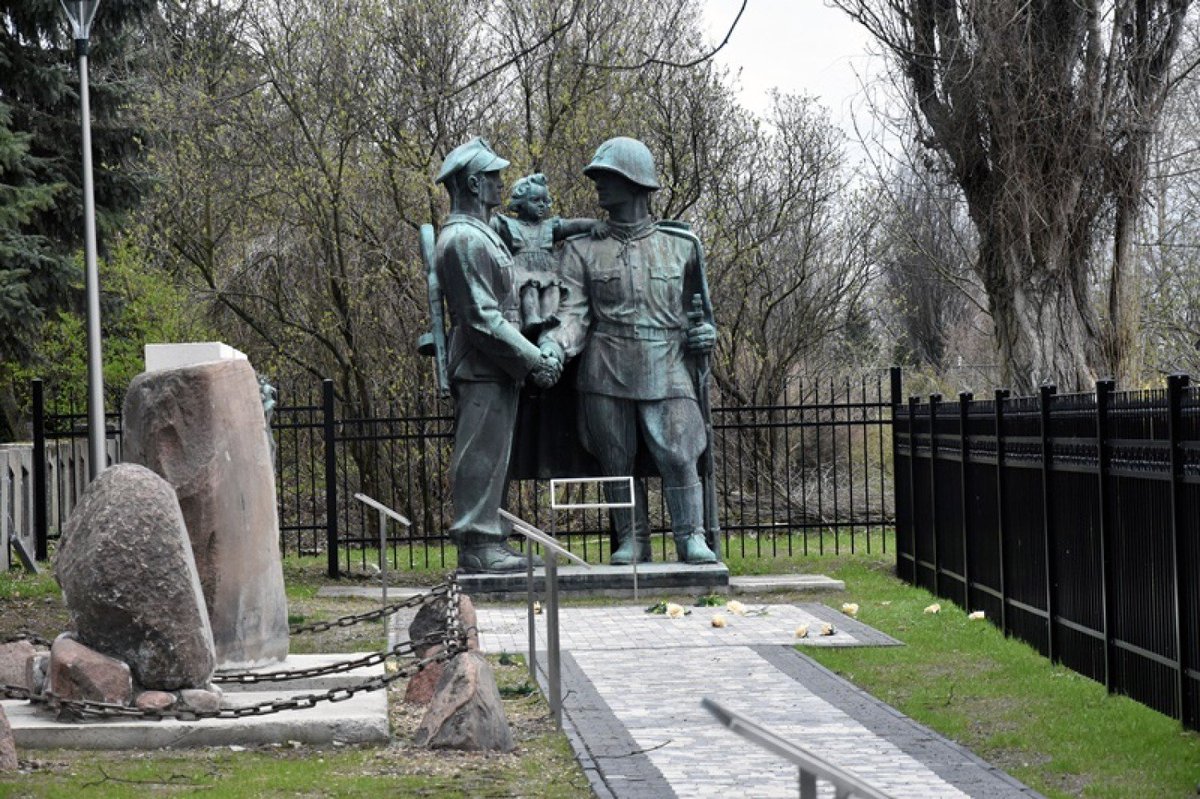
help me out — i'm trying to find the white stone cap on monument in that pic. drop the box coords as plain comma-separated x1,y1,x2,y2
144,342,248,373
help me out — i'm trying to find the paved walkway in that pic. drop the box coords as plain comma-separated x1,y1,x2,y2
454,602,1045,799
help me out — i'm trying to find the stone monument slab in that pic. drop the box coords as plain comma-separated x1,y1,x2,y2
123,358,288,669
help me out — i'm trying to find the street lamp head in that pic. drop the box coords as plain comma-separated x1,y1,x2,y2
60,0,100,42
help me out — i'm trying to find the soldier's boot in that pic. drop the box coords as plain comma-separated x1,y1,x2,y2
458,540,542,574
666,483,717,564
609,481,651,565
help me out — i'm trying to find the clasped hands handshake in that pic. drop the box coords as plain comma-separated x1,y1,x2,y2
530,343,563,388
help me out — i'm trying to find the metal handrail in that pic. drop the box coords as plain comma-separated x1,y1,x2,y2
498,508,591,729
702,698,894,799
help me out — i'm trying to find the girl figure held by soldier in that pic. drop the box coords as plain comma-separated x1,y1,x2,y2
491,173,598,337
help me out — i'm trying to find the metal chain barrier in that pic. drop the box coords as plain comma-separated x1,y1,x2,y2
0,574,470,722
287,581,451,636
212,634,443,684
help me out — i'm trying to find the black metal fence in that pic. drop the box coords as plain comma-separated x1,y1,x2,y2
31,370,898,574
893,377,1200,729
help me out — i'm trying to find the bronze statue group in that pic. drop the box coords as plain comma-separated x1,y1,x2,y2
431,136,719,573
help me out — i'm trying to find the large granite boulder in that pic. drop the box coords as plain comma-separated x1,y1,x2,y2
124,358,289,669
414,653,514,752
56,464,216,690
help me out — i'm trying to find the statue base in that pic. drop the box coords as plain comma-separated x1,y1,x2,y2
455,562,729,600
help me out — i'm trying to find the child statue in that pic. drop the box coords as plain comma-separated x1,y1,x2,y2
491,173,597,338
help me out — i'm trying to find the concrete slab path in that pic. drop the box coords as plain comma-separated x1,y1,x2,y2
448,603,1045,799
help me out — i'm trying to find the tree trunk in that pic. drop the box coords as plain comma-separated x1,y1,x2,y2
983,243,1098,395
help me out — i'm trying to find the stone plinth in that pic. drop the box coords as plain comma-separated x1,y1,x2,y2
455,561,729,600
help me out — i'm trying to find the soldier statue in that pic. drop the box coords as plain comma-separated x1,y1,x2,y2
435,137,562,572
541,137,719,565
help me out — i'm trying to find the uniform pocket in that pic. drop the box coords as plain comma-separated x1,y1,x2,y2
647,262,683,309
590,270,623,305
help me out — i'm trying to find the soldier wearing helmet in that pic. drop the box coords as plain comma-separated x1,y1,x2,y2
541,137,719,565
435,137,562,572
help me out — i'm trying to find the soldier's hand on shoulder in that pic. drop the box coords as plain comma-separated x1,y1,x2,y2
686,322,716,354
590,220,610,240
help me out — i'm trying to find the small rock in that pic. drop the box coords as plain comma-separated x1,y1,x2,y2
48,635,133,705
0,641,36,690
414,652,515,752
0,705,17,771
404,646,446,706
26,654,48,694
134,690,176,712
458,594,480,653
409,599,450,658
178,688,222,714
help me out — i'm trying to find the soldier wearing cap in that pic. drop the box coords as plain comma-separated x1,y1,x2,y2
541,137,719,565
436,137,562,572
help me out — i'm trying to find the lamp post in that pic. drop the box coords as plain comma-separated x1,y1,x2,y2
60,0,106,480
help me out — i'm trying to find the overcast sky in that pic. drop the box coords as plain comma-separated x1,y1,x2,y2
700,0,887,135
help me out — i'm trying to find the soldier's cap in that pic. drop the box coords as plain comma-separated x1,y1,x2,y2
435,137,510,184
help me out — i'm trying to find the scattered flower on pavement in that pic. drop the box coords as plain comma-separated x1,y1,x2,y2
711,614,727,628
819,623,835,636
795,624,810,639
726,600,747,616
666,603,686,618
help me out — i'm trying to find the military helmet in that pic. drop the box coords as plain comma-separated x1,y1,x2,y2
583,137,661,191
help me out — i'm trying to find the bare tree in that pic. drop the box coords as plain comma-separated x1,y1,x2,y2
835,0,1195,392
875,154,984,374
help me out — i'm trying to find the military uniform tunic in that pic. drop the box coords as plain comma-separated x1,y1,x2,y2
437,213,542,545
546,220,714,490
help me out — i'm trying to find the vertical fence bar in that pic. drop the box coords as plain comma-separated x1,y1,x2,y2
959,391,973,609
908,395,920,586
31,379,48,561
1040,384,1058,663
995,388,1010,636
1167,373,1191,724
889,367,901,556
323,379,339,578
1095,378,1115,693
928,394,942,597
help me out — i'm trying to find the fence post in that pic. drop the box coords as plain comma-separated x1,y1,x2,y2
1167,373,1192,726
1095,379,1115,693
31,379,48,561
959,391,973,610
995,389,1010,636
908,396,920,588
928,394,942,597
1040,384,1058,663
323,379,339,579
889,367,902,566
